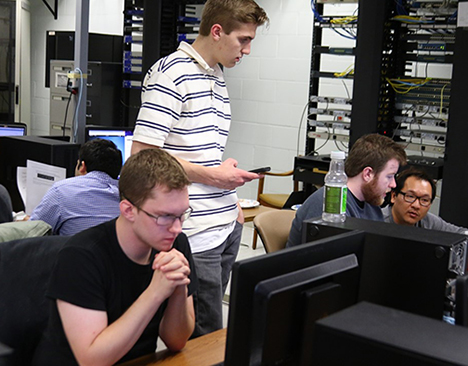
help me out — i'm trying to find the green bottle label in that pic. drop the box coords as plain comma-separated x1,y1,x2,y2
324,186,347,214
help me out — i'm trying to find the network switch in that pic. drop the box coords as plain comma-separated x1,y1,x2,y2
308,120,350,129
395,129,446,142
308,131,349,142
309,108,352,117
394,116,447,128
395,103,449,114
309,96,352,104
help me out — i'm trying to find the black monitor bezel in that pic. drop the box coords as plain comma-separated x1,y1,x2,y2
84,125,134,141
251,254,360,366
224,230,366,366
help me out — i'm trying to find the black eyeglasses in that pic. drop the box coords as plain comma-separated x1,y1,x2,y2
398,191,432,207
125,197,192,226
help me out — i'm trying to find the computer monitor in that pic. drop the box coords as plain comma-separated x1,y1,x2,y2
0,123,26,137
224,218,468,365
251,254,360,366
85,125,133,163
304,217,467,322
224,230,366,366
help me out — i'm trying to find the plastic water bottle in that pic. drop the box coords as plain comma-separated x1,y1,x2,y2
322,151,348,222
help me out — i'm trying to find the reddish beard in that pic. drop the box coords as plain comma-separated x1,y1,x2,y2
361,176,385,206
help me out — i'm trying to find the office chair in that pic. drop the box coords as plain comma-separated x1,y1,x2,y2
0,235,68,365
253,209,296,253
257,170,299,209
0,184,13,224
249,170,299,249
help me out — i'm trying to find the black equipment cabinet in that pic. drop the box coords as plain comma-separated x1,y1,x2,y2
302,0,467,225
0,136,80,212
439,27,468,227
0,1,15,124
122,0,206,127
45,31,123,88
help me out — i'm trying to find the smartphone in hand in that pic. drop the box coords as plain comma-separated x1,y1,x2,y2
249,167,271,174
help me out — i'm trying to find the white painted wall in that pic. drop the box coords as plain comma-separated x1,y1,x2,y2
28,0,314,200
224,0,314,200
29,0,124,136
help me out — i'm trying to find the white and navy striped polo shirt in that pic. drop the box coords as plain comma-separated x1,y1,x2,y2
133,42,239,242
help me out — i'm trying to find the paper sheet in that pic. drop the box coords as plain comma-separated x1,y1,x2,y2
16,167,27,209
25,160,66,215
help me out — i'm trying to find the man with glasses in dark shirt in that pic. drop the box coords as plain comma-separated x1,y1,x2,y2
383,167,468,235
33,149,198,365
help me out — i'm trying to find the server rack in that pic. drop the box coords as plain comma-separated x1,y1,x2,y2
306,1,358,156
122,0,205,127
0,1,15,124
303,0,466,225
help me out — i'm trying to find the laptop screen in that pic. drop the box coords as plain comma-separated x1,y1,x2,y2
0,124,27,137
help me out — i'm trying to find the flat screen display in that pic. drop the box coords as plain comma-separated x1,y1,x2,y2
0,124,26,137
85,126,133,164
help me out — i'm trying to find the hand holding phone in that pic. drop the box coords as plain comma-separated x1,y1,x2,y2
249,167,271,174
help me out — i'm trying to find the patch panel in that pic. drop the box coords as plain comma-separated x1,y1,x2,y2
308,120,351,129
399,141,445,155
395,128,446,142
308,131,350,142
309,96,352,104
123,51,142,59
395,103,449,114
314,46,356,55
309,108,352,117
123,80,142,89
394,115,447,128
417,42,446,51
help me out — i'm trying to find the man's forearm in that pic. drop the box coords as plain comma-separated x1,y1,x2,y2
176,157,218,186
61,287,166,366
159,286,195,351
131,140,256,190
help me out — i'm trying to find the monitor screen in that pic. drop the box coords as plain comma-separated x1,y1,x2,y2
251,254,360,366
85,126,133,164
224,230,366,366
0,124,26,137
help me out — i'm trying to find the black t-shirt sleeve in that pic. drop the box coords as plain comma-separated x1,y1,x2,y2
173,233,199,296
47,245,107,311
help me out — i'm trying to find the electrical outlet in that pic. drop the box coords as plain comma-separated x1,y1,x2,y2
66,72,79,94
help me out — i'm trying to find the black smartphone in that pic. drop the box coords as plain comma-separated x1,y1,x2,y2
249,167,271,174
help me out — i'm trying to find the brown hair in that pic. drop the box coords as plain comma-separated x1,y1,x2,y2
119,149,190,206
198,0,269,36
345,134,407,178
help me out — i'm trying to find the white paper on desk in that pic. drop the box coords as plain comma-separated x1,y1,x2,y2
25,160,66,215
16,166,28,208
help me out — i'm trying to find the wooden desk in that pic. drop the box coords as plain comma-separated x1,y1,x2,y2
121,328,226,366
242,205,277,222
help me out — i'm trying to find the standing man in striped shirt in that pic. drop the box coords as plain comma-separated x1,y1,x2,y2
132,0,269,337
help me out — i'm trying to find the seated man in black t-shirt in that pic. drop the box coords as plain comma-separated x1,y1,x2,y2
33,148,198,365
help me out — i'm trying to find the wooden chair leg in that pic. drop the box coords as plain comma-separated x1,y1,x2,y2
252,230,258,250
